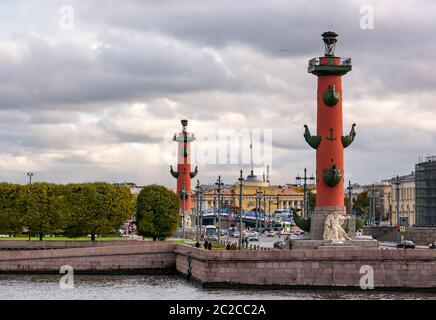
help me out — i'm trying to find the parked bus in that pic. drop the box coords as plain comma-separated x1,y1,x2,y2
203,225,218,242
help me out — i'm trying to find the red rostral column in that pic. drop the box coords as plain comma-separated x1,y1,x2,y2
170,119,198,211
304,31,356,239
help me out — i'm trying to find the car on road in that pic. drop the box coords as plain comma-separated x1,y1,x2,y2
273,240,286,249
228,227,238,237
207,235,218,242
232,231,240,238
244,231,258,238
244,231,259,241
429,242,436,249
266,231,275,237
220,229,228,236
245,236,259,242
396,240,415,249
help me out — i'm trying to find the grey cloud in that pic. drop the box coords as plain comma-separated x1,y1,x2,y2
0,0,434,186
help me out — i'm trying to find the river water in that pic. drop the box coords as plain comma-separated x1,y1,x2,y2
0,274,435,300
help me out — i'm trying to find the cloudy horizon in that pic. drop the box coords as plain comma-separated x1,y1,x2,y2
0,0,435,187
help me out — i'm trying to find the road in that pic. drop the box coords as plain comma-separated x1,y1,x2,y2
222,234,431,250
222,233,297,249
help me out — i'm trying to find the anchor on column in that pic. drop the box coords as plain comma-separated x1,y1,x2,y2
326,128,337,141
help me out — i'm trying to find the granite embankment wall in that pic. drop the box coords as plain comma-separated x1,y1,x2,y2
0,241,176,274
363,226,436,245
175,245,436,289
1,241,435,289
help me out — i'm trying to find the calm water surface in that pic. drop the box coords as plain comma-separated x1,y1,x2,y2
0,274,434,300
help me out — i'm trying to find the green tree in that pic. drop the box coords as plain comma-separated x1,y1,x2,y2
136,184,179,240
0,183,24,235
356,217,365,230
354,191,369,217
63,183,133,240
18,183,65,241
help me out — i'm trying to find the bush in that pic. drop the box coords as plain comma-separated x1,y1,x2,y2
356,217,364,230
292,212,311,232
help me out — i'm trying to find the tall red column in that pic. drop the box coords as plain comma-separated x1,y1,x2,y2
304,31,356,239
170,119,198,211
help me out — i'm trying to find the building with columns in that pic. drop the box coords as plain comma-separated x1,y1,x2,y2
391,173,416,227
364,172,416,227
191,171,305,216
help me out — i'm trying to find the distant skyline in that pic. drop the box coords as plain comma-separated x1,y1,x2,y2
0,0,435,187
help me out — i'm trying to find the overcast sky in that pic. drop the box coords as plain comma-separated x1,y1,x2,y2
0,0,435,186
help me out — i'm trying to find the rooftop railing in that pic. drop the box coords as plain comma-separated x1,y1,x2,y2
308,57,352,68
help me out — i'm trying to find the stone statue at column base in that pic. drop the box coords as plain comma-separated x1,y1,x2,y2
323,212,352,244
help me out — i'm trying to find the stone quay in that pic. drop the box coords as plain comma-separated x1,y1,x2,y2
0,241,435,290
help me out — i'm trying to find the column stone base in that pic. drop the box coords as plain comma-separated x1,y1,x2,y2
309,206,355,240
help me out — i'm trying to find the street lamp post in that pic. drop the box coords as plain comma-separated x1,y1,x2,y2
213,195,217,225
387,192,392,226
199,187,203,239
255,189,261,232
263,191,266,230
215,175,223,242
195,180,201,244
26,172,34,241
254,191,258,231
27,172,34,185
372,184,376,226
296,168,315,217
346,180,353,216
238,170,244,250
368,184,376,226
393,175,401,244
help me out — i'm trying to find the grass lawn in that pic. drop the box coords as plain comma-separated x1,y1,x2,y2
173,239,227,250
0,236,122,241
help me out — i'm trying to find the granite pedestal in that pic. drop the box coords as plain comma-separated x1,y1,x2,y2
291,206,378,249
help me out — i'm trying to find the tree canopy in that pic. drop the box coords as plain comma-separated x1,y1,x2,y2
354,191,369,216
136,184,179,240
0,183,23,235
18,182,65,240
63,183,133,240
0,182,133,240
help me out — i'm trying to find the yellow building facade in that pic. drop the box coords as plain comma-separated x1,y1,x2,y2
191,172,304,215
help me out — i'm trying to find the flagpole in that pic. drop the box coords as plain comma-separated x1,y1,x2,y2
250,130,254,175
